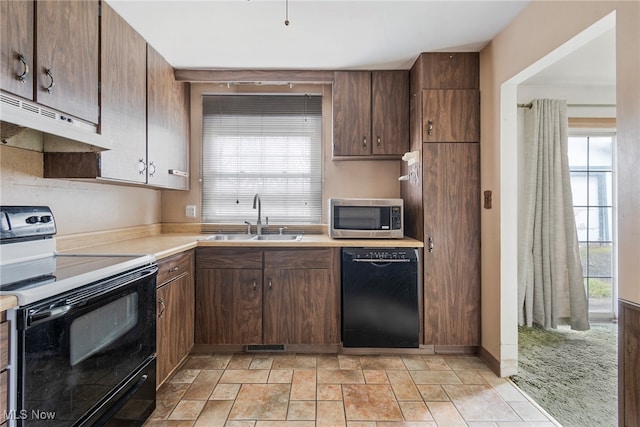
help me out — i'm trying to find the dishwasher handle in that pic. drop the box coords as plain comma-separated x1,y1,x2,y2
351,258,413,263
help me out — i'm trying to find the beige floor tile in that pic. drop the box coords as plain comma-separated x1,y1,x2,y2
425,401,466,426
317,354,340,369
342,384,403,421
386,370,422,401
337,355,362,369
219,369,270,384
507,401,550,422
442,384,520,422
256,422,315,427
225,421,257,427
363,369,389,384
144,420,199,426
249,356,274,370
168,399,206,420
268,369,294,384
317,384,342,400
184,355,233,370
416,385,450,402
376,422,437,427
170,369,202,384
156,383,191,405
228,384,290,420
316,400,346,426
445,356,491,371
359,355,406,370
148,399,178,420
287,401,316,420
456,370,488,385
224,420,256,427
228,354,255,369
210,383,242,400
401,355,430,370
291,369,316,400
422,357,452,371
271,354,317,369
346,422,376,427
317,369,365,384
398,401,434,421
194,400,234,427
409,370,462,385
183,370,224,400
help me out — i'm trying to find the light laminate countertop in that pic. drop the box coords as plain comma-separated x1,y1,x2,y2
1,233,423,312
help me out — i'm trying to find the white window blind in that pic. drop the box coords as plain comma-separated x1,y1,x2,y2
202,94,322,224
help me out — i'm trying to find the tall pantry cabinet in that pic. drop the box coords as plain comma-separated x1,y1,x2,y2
402,53,481,349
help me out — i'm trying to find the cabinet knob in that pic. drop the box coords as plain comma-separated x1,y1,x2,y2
168,266,179,273
427,120,434,136
45,68,55,94
252,279,257,290
428,237,434,253
376,135,381,149
268,277,272,290
362,136,367,150
17,54,29,83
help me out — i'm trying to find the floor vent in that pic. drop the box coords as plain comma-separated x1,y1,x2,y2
246,344,285,352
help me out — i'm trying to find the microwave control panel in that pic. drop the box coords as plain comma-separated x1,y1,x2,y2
391,206,402,230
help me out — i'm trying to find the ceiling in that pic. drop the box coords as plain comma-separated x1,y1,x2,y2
107,0,531,70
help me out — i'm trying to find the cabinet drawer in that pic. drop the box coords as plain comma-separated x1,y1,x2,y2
265,248,332,269
157,251,192,286
196,247,262,269
0,318,8,369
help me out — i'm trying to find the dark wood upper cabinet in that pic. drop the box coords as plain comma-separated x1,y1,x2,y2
0,0,34,100
147,45,190,190
99,2,148,184
371,71,410,156
333,70,409,158
413,52,479,89
422,89,480,143
35,0,99,124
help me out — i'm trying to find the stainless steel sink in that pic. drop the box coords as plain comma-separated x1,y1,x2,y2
253,234,303,241
200,234,256,241
200,234,303,241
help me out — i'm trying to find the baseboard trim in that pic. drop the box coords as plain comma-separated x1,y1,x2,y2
478,345,501,377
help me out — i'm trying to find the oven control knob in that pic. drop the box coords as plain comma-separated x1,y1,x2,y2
40,216,52,223
26,215,39,224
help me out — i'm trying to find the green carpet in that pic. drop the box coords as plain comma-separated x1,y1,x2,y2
511,323,618,427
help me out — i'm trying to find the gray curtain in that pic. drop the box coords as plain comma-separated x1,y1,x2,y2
518,99,589,331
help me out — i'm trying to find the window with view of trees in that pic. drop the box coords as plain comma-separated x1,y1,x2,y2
568,132,616,318
201,94,323,224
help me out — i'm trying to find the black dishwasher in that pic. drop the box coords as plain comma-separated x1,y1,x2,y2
341,247,419,348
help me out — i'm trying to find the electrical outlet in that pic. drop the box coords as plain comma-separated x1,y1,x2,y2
185,205,197,218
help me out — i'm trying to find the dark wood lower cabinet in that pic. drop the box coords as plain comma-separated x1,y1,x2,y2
195,269,262,345
195,247,340,347
156,251,194,387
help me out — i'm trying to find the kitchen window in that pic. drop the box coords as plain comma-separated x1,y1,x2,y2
568,131,616,319
202,94,323,224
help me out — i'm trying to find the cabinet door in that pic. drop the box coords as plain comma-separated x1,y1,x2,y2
422,90,480,143
371,70,409,156
157,279,179,385
0,0,33,99
333,71,371,156
147,45,190,189
423,143,480,346
195,269,262,345
35,0,99,123
99,3,147,183
263,268,338,345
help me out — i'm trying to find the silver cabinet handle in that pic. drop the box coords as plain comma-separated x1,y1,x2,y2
148,161,156,177
168,266,179,273
427,120,434,136
45,68,54,93
428,237,434,253
138,159,146,175
17,53,29,82
268,277,272,290
376,135,381,149
362,136,368,150
158,299,166,318
252,279,257,290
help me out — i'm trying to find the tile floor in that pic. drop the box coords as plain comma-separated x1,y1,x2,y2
143,353,559,427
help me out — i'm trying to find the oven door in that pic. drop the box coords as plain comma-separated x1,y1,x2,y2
13,265,157,427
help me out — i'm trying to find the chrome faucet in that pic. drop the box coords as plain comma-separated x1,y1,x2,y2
252,193,266,235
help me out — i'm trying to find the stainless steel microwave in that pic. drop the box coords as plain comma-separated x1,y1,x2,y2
328,198,404,239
